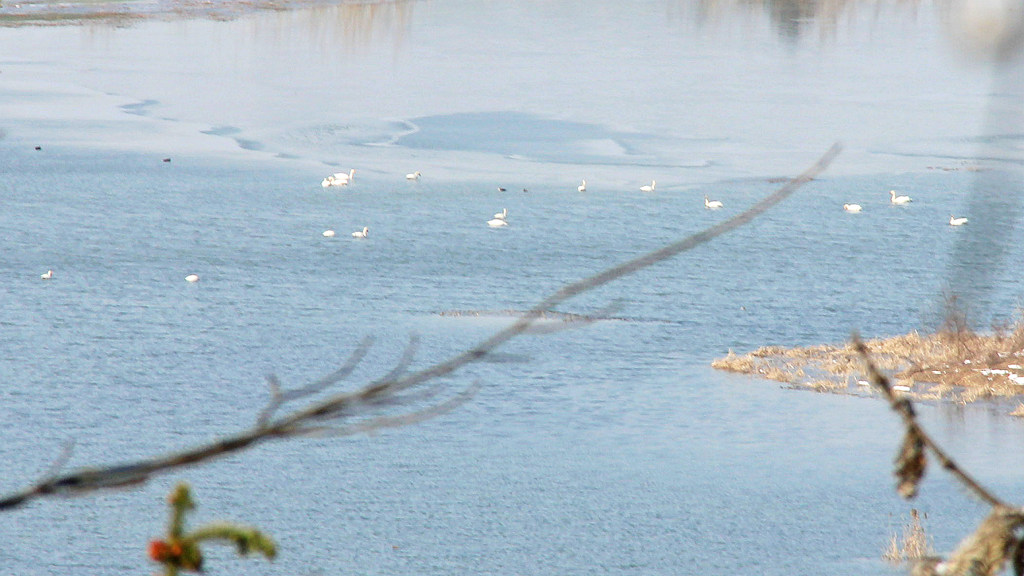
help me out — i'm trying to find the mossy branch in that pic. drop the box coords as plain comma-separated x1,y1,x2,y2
148,482,276,575
186,522,278,559
168,483,194,539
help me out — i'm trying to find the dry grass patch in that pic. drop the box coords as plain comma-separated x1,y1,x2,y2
710,351,755,373
884,509,934,564
806,379,845,393
712,351,803,384
713,317,1024,404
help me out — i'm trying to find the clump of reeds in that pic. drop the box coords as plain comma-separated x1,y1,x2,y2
712,350,807,384
902,509,933,561
710,350,756,373
806,379,846,393
711,310,1024,407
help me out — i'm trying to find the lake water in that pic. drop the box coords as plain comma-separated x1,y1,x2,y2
1,1,1024,575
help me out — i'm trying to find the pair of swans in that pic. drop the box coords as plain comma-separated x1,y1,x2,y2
843,190,909,211
322,227,369,238
321,169,356,188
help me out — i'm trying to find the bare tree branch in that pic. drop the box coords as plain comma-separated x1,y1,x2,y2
0,143,841,512
852,334,1006,508
256,335,376,429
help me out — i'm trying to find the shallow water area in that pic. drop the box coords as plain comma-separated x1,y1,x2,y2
1,1,1024,575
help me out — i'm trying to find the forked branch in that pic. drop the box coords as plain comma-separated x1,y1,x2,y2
0,143,841,512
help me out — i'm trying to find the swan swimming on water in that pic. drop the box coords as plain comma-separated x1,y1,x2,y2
322,169,355,187
352,226,369,238
406,171,421,180
578,179,586,192
950,215,969,226
487,217,508,228
40,270,53,280
704,195,723,209
889,190,912,204
322,229,336,237
640,180,656,192
843,203,862,213
493,208,508,220
185,274,199,283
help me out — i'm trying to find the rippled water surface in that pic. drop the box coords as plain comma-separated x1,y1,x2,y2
1,2,1023,575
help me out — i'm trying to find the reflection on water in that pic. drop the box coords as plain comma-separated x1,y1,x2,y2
262,1,414,52
0,0,415,44
679,0,930,41
684,0,1023,53
5,0,1022,61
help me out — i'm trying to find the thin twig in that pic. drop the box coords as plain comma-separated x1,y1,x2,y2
297,382,481,438
256,336,375,428
376,335,421,384
43,440,77,481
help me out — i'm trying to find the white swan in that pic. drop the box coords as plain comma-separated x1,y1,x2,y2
487,217,508,228
40,270,53,280
704,195,723,209
493,208,508,220
889,190,912,204
406,171,421,180
352,226,369,238
843,203,862,213
322,169,355,187
185,274,199,283
640,180,656,192
950,215,969,226
322,229,336,237
578,179,586,192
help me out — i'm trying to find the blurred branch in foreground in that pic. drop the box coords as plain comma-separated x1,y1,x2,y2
0,143,841,513
855,336,1024,576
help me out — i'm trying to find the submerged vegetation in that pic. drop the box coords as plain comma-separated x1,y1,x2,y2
712,312,1024,410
